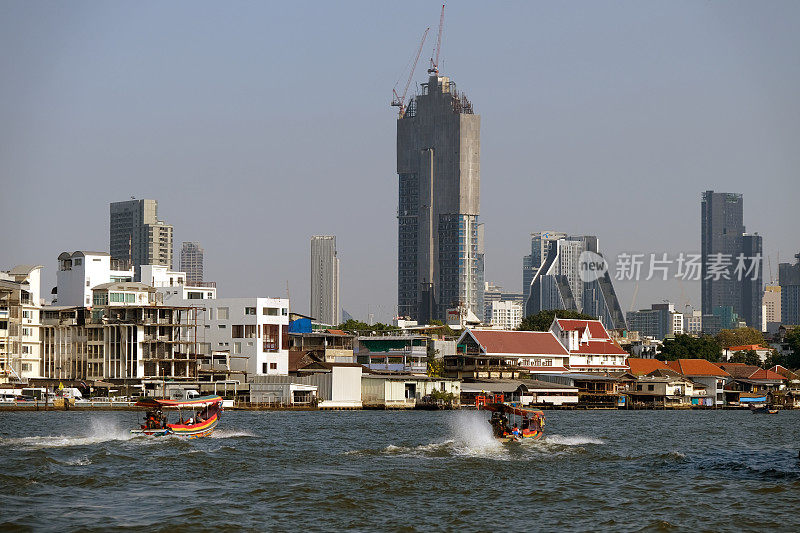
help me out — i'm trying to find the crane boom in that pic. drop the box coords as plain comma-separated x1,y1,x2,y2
428,4,445,75
392,27,430,118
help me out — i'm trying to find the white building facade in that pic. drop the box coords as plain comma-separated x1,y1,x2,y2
490,300,523,330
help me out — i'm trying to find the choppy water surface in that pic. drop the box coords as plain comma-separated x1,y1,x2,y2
2,409,799,531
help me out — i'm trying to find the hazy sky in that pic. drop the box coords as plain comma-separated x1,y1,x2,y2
2,1,799,323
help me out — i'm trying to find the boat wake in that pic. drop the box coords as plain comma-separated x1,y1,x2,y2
543,435,605,446
209,429,255,439
0,418,133,449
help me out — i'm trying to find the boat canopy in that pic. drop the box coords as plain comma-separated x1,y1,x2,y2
481,402,544,418
135,395,223,409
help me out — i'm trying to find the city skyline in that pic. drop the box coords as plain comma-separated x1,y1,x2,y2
2,2,799,323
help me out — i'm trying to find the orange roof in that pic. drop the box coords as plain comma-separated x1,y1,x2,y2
325,329,347,336
666,359,730,377
556,319,610,339
728,344,766,351
571,339,628,356
627,358,669,376
748,368,785,381
469,330,569,356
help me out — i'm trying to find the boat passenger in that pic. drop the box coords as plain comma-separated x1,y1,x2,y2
511,425,520,437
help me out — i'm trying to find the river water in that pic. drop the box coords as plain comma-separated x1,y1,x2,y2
1,409,799,531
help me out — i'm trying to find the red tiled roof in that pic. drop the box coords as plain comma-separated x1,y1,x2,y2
728,344,766,352
325,329,347,336
748,368,785,381
470,330,569,356
571,340,628,356
556,319,610,339
666,359,729,377
770,365,799,380
627,358,669,376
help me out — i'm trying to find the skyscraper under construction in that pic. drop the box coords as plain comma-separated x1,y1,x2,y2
396,74,483,323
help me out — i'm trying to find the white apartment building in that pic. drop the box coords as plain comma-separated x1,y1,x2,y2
57,251,134,307
490,300,523,330
550,318,629,372
163,294,290,376
671,311,684,336
140,265,216,301
1,266,44,382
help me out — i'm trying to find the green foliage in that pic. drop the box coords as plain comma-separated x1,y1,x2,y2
728,349,761,367
428,319,458,338
337,319,399,334
429,389,456,403
517,310,598,332
764,329,800,370
658,334,722,362
426,348,445,377
715,327,765,349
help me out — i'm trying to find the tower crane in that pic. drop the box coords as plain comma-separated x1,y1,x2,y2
428,4,445,75
391,27,430,118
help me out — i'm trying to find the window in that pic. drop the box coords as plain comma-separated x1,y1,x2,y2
270,362,277,370
22,363,32,372
262,324,279,352
218,324,227,329
22,310,30,318
244,325,257,338
22,327,31,336
281,308,288,316
647,385,655,391
262,362,268,374
233,342,241,354
207,292,213,298
231,325,244,338
263,307,278,316
217,307,229,320
74,258,82,266
86,280,91,287
244,307,256,315
187,292,203,299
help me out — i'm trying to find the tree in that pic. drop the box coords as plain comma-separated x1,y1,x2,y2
658,334,722,362
517,310,598,332
337,319,399,334
729,350,761,367
426,348,444,377
783,328,800,370
715,327,765,349
428,319,458,338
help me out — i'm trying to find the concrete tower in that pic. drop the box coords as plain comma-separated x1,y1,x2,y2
110,199,173,280
700,191,762,328
396,74,483,323
310,235,340,326
180,242,204,285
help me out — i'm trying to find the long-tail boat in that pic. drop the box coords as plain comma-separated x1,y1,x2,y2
480,402,545,443
131,395,223,438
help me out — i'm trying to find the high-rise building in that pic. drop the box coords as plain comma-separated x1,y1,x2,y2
396,74,483,323
180,242,204,286
779,253,800,325
700,191,762,328
522,231,566,298
489,300,524,330
310,235,340,326
627,302,684,340
762,285,781,331
525,234,627,330
110,199,173,280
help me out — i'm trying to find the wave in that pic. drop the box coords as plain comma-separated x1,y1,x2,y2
544,434,605,446
209,429,255,439
0,418,133,449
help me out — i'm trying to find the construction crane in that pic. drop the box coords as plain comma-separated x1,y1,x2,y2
428,4,446,75
391,27,430,118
